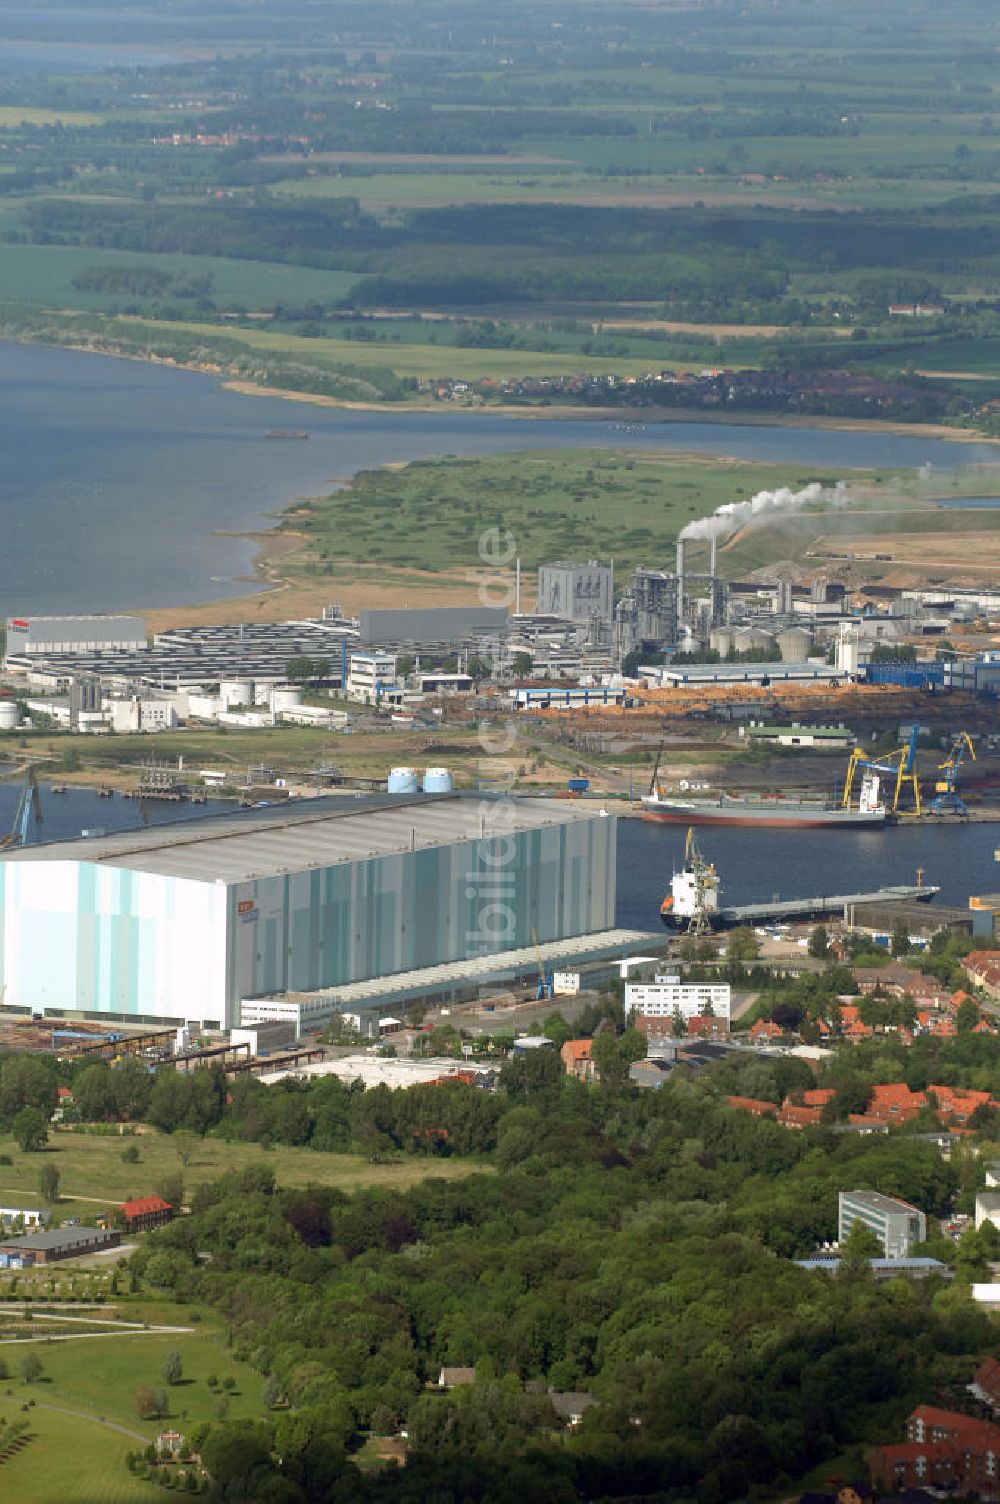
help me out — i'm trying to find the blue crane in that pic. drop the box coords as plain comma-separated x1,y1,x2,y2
929,732,975,816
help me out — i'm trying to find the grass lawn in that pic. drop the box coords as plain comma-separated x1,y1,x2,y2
0,1403,157,1503
0,1129,487,1212
0,1322,262,1432
1,722,488,790
280,447,894,576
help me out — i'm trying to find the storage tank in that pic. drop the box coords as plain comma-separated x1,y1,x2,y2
423,767,453,794
777,627,814,662
709,627,734,657
733,627,774,655
269,685,304,713
0,703,18,731
387,766,419,794
220,679,253,708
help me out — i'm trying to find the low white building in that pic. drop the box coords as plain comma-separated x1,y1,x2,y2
278,705,350,729
625,981,732,1022
108,698,178,734
0,1206,50,1229
975,1191,1000,1232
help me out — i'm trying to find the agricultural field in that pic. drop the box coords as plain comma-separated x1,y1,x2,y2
0,0,990,425
0,1127,485,1212
123,313,668,381
0,244,359,312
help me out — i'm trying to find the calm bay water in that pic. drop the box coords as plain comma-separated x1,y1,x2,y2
616,817,999,931
1,342,998,617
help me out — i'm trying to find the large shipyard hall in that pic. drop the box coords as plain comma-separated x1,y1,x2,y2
0,794,616,1030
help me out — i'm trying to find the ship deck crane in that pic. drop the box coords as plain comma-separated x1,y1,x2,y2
842,724,922,817
0,768,42,850
929,731,975,816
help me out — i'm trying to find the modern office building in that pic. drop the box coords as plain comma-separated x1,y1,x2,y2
838,1189,927,1257
625,980,732,1022
0,795,616,1032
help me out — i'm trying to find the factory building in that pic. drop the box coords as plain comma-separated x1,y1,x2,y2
0,796,616,1031
5,614,147,658
358,605,507,647
536,562,613,625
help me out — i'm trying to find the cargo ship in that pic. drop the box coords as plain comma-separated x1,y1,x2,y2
264,429,309,440
660,827,937,932
642,756,887,830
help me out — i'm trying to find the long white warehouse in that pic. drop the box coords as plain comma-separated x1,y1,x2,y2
0,795,616,1031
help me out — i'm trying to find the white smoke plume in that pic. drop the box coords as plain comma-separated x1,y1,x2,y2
679,480,849,543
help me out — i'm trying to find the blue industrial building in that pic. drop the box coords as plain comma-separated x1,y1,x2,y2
0,795,616,1032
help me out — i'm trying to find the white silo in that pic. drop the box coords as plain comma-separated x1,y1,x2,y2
220,679,253,709
387,767,419,794
423,768,453,794
269,686,304,713
0,703,19,731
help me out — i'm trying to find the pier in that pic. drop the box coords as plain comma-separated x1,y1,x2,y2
719,883,940,926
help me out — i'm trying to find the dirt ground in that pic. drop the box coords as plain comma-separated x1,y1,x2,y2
142,535,502,633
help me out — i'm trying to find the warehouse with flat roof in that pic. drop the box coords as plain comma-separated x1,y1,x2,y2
0,795,616,1031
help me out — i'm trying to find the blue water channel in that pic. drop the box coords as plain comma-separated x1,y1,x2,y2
0,342,998,617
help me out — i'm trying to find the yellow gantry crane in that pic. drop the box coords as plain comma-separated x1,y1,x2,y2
842,725,922,817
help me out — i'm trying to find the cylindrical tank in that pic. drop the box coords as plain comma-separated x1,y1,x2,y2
709,627,734,657
0,703,18,731
387,766,419,794
269,686,304,712
777,627,814,662
220,679,253,708
423,767,453,794
733,627,773,655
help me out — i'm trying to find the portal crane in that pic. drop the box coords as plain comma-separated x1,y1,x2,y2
0,768,42,850
842,724,922,817
929,731,975,816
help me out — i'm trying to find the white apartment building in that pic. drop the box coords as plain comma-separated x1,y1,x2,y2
625,981,732,1022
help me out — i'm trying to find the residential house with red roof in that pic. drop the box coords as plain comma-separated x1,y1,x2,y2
121,1196,173,1234
867,1082,927,1124
726,1095,777,1118
928,1084,994,1126
871,1407,1000,1498
560,1039,598,1083
965,952,1000,1001
971,1356,1000,1412
748,1018,784,1044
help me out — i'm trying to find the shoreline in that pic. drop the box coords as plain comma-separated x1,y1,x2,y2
5,329,995,445
218,376,1000,444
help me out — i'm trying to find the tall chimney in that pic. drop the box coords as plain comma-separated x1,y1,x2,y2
675,538,685,632
709,534,717,578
